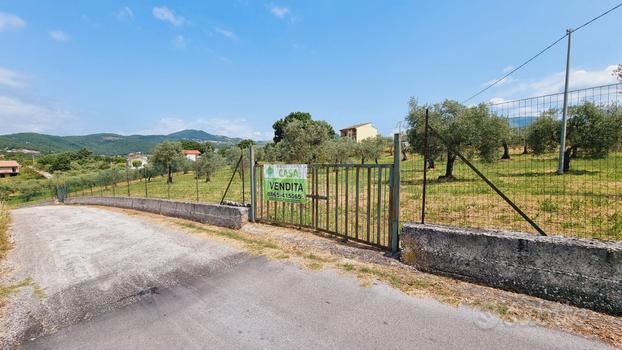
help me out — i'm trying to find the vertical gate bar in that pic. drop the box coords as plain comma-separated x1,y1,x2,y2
314,167,318,229
241,159,245,206
260,165,264,219
355,167,360,239
290,202,294,225
422,108,429,224
195,171,199,202
249,146,256,222
366,167,372,242
335,167,339,234
326,166,330,231
282,200,285,221
391,133,401,254
311,167,317,227
376,167,382,244
389,168,394,248
345,166,349,239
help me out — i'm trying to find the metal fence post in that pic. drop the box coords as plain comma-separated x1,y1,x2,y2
558,29,573,175
195,170,199,202
421,108,429,224
391,133,401,254
126,167,131,197
249,145,256,222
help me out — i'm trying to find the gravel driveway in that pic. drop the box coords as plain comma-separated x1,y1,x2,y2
1,205,612,349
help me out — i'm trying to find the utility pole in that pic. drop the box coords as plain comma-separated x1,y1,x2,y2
557,29,573,175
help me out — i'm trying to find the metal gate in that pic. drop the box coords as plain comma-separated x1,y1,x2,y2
250,135,401,252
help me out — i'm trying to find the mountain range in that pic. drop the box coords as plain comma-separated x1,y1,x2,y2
0,129,245,155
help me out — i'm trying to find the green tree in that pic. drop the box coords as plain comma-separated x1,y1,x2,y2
279,119,333,163
272,112,336,144
151,141,184,183
131,159,142,168
272,112,312,143
527,103,622,171
74,148,93,162
562,103,622,171
355,136,387,164
526,112,559,154
237,139,255,150
326,137,356,164
179,139,212,154
406,99,508,179
196,152,225,182
613,64,622,81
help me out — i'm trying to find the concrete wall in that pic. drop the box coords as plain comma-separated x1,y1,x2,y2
65,197,248,230
402,223,622,316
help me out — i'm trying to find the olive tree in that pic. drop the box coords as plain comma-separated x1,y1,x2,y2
406,99,508,179
527,103,622,171
278,119,333,163
326,137,356,164
196,152,225,182
151,141,184,183
355,136,387,164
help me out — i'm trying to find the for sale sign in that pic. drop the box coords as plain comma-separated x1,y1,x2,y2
263,164,308,203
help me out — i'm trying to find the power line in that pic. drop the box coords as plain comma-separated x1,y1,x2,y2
461,2,622,104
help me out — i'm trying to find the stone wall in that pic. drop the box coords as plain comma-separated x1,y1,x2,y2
402,223,622,315
65,197,248,229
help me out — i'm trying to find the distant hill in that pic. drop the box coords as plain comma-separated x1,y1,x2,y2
509,116,537,128
0,129,244,155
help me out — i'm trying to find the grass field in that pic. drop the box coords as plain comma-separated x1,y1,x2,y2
401,149,622,241
66,149,622,241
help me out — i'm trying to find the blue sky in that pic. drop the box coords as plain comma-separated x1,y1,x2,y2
1,1,621,139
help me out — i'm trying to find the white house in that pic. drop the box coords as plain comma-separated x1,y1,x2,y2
183,150,201,161
339,123,379,142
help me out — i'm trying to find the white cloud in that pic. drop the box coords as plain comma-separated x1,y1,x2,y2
152,6,186,26
269,5,290,18
214,27,234,39
0,67,28,88
502,66,514,73
141,117,271,140
0,96,75,134
0,12,26,31
490,65,620,101
488,97,506,104
115,6,134,21
171,35,187,49
50,30,70,42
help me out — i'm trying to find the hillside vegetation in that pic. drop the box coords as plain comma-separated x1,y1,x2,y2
0,129,244,155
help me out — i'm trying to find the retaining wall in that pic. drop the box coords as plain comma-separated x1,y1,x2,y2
64,197,248,229
402,223,622,315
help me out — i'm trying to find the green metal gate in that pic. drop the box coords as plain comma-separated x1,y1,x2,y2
250,135,401,253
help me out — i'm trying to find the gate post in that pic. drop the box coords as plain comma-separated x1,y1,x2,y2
391,133,401,254
249,145,256,222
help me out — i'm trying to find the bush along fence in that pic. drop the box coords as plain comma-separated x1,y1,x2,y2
405,83,622,241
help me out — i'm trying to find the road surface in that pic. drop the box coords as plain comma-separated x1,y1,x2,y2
2,205,611,349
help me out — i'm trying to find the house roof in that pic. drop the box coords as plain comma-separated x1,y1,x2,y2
0,160,20,168
183,150,201,155
340,122,373,131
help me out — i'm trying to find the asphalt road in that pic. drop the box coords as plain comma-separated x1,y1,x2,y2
2,206,612,350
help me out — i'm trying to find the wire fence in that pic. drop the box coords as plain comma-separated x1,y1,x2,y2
67,165,252,207
405,83,622,241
